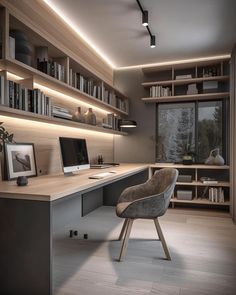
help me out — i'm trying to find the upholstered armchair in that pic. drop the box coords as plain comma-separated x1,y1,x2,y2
116,168,178,261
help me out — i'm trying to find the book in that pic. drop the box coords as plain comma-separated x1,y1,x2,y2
200,177,218,184
175,74,192,80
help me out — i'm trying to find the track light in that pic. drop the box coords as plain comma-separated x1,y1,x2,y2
136,0,156,48
150,35,156,48
142,10,148,26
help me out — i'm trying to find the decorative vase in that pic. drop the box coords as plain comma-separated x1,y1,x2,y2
72,107,85,123
84,108,96,125
214,148,225,165
205,148,224,165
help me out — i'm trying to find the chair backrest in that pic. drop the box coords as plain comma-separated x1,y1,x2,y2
148,168,178,215
151,168,178,194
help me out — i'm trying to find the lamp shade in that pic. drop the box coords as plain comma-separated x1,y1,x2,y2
119,119,137,128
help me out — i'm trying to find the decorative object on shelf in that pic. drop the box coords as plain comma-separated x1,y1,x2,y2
119,119,137,128
177,190,193,200
72,107,85,123
187,84,198,95
97,155,103,164
0,122,15,180
16,175,28,186
10,30,33,66
35,46,49,62
182,134,195,165
4,142,37,180
205,148,224,165
84,108,96,125
203,81,218,93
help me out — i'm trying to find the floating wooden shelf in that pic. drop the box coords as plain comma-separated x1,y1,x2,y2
0,105,128,136
0,58,129,116
170,197,230,206
141,92,230,103
176,181,230,187
150,163,230,169
142,75,230,87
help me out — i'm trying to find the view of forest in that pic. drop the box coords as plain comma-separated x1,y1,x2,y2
156,101,222,163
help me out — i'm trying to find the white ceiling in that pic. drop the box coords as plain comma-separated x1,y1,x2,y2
47,0,236,68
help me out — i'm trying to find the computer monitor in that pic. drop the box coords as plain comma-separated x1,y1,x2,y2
59,137,90,174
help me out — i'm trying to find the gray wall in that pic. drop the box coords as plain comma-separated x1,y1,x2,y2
114,68,156,163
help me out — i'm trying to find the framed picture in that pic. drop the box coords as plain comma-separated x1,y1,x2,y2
4,143,37,180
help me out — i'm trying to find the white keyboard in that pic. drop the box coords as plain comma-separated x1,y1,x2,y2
89,171,116,179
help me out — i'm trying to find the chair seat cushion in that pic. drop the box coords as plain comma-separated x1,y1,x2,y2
116,202,132,217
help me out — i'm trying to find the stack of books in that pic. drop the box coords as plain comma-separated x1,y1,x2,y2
209,187,224,203
52,105,72,120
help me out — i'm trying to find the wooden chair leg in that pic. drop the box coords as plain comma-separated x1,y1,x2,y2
154,218,171,260
118,219,133,262
118,218,128,240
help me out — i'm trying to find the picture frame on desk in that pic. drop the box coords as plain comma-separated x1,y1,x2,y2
4,142,37,180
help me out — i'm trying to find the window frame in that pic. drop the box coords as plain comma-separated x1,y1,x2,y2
156,99,229,164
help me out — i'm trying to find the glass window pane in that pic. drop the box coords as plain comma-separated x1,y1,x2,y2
198,101,222,163
157,103,195,162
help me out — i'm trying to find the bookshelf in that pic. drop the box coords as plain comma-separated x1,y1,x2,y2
149,164,230,208
0,7,129,136
0,105,128,136
141,58,230,103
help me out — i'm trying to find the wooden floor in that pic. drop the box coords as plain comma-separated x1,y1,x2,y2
53,207,236,295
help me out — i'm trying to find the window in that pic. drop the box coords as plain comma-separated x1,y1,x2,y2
156,100,227,163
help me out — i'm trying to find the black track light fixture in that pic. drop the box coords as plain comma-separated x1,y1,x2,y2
150,35,156,48
142,10,148,26
136,0,156,48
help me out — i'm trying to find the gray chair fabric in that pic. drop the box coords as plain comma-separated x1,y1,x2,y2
116,168,179,261
116,168,179,219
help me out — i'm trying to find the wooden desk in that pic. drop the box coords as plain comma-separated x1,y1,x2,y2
0,164,148,295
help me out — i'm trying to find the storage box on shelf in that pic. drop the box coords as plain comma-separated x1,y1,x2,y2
0,7,129,136
149,163,230,208
141,58,230,103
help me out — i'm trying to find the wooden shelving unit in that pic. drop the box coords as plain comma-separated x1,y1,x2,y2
0,58,128,116
150,164,230,208
141,58,230,103
0,105,127,136
142,75,230,87
0,7,129,136
142,92,229,103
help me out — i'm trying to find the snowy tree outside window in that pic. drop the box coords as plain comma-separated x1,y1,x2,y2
156,101,223,163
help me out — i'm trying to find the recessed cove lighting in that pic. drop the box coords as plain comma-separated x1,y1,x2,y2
42,0,116,68
117,55,231,70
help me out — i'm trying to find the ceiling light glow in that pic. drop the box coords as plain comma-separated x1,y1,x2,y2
42,0,116,68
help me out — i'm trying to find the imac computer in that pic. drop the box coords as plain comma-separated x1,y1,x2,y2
59,137,90,175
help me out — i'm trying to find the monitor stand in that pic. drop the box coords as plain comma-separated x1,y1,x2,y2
64,172,77,177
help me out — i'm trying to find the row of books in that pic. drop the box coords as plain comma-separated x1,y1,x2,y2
102,113,120,130
150,85,171,97
68,68,128,112
37,59,65,82
69,69,103,100
208,187,225,203
0,77,52,116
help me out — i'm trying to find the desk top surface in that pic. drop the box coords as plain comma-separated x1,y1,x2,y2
0,164,149,202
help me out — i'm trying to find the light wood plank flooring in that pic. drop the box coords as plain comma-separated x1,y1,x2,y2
53,207,236,295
